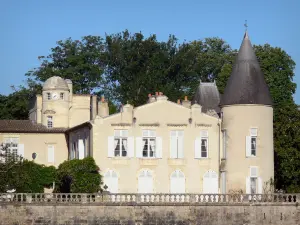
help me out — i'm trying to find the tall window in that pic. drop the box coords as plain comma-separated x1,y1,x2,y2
250,128,257,156
47,116,53,128
114,130,128,157
200,130,208,158
60,93,64,100
47,92,51,100
4,137,19,160
142,130,156,158
222,130,227,159
250,167,258,194
170,130,184,158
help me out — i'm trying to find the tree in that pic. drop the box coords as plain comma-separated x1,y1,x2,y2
55,157,102,193
26,36,105,94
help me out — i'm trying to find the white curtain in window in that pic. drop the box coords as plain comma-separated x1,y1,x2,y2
122,139,127,151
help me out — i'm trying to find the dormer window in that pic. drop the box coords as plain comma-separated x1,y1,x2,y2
60,93,64,100
47,93,51,100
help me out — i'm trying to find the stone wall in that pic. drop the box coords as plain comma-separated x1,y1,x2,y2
0,203,299,225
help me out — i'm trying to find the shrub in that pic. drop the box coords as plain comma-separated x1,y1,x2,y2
0,144,56,193
55,157,102,193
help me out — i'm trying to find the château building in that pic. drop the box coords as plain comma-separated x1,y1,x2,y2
0,31,274,194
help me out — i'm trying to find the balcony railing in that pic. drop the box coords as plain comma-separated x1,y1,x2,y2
0,193,299,204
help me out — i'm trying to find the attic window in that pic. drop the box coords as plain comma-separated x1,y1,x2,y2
47,93,51,100
60,93,64,100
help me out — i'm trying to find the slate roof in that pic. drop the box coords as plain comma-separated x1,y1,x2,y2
220,31,273,106
193,81,221,113
0,120,66,133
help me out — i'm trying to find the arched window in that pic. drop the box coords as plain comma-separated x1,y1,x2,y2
138,170,153,193
170,170,185,193
203,170,218,194
104,170,118,193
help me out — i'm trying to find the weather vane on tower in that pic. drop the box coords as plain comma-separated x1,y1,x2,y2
244,20,248,31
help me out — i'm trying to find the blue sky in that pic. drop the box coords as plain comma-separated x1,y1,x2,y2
1,0,299,103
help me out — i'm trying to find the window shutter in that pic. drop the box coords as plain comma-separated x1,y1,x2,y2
78,139,85,159
250,128,258,136
18,144,24,158
170,136,177,158
156,137,162,158
177,136,184,158
136,137,143,158
245,136,251,157
47,145,54,163
250,167,258,177
257,177,263,194
200,130,208,138
127,137,134,157
194,138,201,159
246,177,251,194
107,136,114,157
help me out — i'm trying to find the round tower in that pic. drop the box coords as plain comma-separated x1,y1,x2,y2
42,76,70,128
220,31,274,194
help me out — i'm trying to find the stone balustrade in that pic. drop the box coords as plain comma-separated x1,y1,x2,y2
0,193,299,205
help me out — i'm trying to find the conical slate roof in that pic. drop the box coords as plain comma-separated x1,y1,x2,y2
220,31,273,106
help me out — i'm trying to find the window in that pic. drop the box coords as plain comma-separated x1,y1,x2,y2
47,92,51,100
170,130,184,158
246,128,257,157
4,137,19,160
200,130,208,158
203,170,218,194
47,116,53,128
250,128,257,156
138,170,153,193
104,170,118,193
60,93,64,100
114,130,128,157
142,130,156,158
170,170,185,193
250,166,258,194
246,167,262,194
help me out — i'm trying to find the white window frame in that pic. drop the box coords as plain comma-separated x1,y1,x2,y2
114,130,128,157
170,130,184,159
60,93,64,100
142,130,156,158
200,130,209,158
47,116,53,128
250,166,258,194
4,137,19,160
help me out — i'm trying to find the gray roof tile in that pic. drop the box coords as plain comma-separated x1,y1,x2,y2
220,31,273,106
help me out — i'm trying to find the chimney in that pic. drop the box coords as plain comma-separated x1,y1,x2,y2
156,92,168,101
191,103,202,113
98,96,109,117
177,99,181,104
148,93,156,103
65,79,73,102
91,95,97,120
182,96,191,108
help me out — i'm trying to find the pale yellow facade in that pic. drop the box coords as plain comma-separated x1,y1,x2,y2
91,98,221,193
0,132,67,168
1,30,275,194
